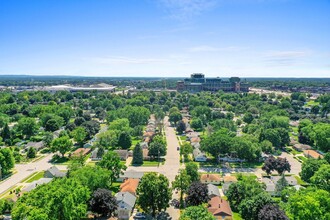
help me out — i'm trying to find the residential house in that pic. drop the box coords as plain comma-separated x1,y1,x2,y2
193,148,207,162
142,148,150,160
271,175,298,186
116,192,136,220
261,178,276,196
90,148,109,161
44,166,66,178
118,170,144,182
208,196,233,220
190,137,201,144
200,174,222,185
114,150,129,161
222,176,238,195
208,184,221,198
120,178,140,196
140,142,148,149
293,144,312,152
25,141,45,151
191,142,200,149
23,178,53,192
303,150,324,159
72,148,91,157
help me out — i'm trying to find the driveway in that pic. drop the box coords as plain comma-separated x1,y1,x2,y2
279,152,301,175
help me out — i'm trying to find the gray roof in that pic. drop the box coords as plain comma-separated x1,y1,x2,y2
46,166,66,177
271,176,298,186
193,148,206,158
23,178,53,192
261,178,276,192
207,184,220,197
26,141,44,150
116,192,136,209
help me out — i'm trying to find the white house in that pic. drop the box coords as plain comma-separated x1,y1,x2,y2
116,192,136,220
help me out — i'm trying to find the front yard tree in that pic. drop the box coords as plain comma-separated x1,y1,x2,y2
98,151,126,184
180,205,216,220
300,158,326,182
180,142,193,161
169,111,182,125
132,144,143,165
185,181,209,207
17,117,38,138
27,147,36,159
257,204,288,220
0,148,15,175
89,188,117,218
72,126,87,147
117,131,132,149
0,123,11,143
310,164,330,191
137,173,171,217
172,169,191,207
176,120,186,134
185,162,199,182
190,118,203,131
275,157,291,175
239,192,273,220
51,136,73,157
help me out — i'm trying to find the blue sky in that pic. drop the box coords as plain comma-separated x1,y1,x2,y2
0,0,329,77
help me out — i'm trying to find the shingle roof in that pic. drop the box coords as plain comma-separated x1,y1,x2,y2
116,192,136,209
303,150,323,159
23,178,53,192
120,179,140,196
46,166,66,177
208,196,232,217
223,176,237,183
208,184,220,197
201,174,222,182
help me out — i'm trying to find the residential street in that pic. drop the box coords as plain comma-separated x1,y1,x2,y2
126,116,181,219
0,153,67,195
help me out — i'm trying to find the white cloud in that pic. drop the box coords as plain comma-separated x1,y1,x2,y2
189,45,249,52
160,0,218,20
264,50,310,66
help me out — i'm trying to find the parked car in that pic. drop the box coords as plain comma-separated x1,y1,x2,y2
133,212,146,219
177,147,180,151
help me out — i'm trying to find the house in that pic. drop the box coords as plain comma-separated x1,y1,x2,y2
114,150,129,161
118,170,144,182
208,184,221,198
140,142,148,149
44,166,66,178
200,174,222,185
72,148,91,157
303,150,324,159
293,144,312,152
116,192,136,220
222,176,238,195
142,148,150,160
208,196,233,220
25,141,45,151
90,148,109,161
261,178,276,196
120,178,140,196
190,137,201,143
193,148,207,162
23,178,53,192
191,142,200,149
271,175,298,186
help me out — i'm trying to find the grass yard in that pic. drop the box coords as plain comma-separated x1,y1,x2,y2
132,158,165,167
230,161,263,168
297,155,307,162
232,173,257,179
294,175,308,186
233,212,243,220
110,182,122,194
25,171,45,183
305,100,319,106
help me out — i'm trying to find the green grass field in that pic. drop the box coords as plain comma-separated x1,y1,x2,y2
26,171,45,183
233,212,243,220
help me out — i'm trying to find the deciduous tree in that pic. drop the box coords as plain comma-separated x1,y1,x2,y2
89,188,117,217
185,181,209,207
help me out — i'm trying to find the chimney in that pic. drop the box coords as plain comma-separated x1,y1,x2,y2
207,174,209,177
219,204,221,208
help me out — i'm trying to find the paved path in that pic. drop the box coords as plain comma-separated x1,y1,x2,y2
279,152,301,175
127,116,181,219
0,153,66,195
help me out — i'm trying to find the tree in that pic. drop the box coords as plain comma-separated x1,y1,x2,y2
71,126,87,147
274,157,291,175
227,177,265,211
17,117,38,138
98,151,126,183
12,178,90,220
239,192,273,220
97,130,120,149
89,188,117,217
109,118,130,131
180,142,193,161
0,148,15,175
185,162,199,182
132,144,143,165
300,158,326,182
27,147,36,159
275,174,288,196
169,111,182,125
45,118,62,132
148,136,166,159
262,156,277,175
1,123,10,143
51,136,73,157
180,205,215,220
286,188,330,220
257,204,289,220
69,166,111,191
137,173,171,217
260,140,274,154
43,132,53,147
243,113,254,124
117,131,132,149
176,120,186,134
82,120,100,139
310,164,330,191
185,181,209,207
172,170,191,207
190,118,203,131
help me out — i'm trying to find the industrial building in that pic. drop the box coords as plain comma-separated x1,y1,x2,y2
177,73,249,93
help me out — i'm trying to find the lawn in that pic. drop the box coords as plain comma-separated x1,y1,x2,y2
232,173,257,179
294,175,308,186
25,171,45,183
230,161,263,168
297,155,307,162
233,212,243,220
305,100,319,106
132,159,165,167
